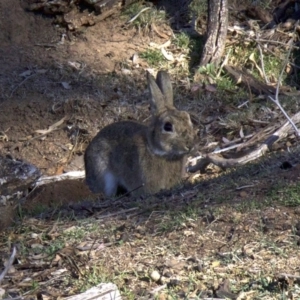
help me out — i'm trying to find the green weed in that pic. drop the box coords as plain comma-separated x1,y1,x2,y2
139,49,165,67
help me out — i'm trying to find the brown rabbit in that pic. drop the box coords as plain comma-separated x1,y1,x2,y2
84,70,196,197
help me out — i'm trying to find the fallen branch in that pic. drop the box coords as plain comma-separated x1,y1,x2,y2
267,25,300,137
34,171,85,188
224,65,277,96
189,111,300,173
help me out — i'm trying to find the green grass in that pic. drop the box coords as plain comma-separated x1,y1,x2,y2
73,266,111,292
189,0,208,18
173,32,204,71
122,2,167,33
72,266,136,299
19,203,50,218
247,0,273,10
173,32,191,50
44,240,65,255
63,226,88,240
268,182,300,206
139,48,165,67
30,281,40,292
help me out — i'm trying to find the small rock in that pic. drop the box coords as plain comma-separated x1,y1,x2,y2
150,270,161,282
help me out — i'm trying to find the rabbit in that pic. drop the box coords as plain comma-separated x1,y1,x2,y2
84,70,196,197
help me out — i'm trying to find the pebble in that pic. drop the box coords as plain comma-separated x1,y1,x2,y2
150,270,161,282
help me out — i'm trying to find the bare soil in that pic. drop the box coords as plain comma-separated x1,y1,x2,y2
1,1,300,299
0,0,165,215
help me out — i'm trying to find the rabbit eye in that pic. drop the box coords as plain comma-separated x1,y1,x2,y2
163,122,173,132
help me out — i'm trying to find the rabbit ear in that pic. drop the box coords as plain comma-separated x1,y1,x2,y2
156,70,174,107
147,71,169,113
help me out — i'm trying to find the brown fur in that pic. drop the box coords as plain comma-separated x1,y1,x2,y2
84,71,196,197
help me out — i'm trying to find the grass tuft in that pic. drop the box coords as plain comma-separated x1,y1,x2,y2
139,48,165,67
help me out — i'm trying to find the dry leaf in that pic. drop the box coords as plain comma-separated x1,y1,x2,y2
212,260,220,267
222,137,231,144
151,23,169,39
61,82,71,89
121,69,132,75
132,53,139,65
183,230,195,236
68,61,81,70
51,268,68,276
19,70,32,77
149,40,171,49
239,126,244,138
191,84,201,93
161,47,174,61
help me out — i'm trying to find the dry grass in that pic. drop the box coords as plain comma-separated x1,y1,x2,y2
2,151,300,299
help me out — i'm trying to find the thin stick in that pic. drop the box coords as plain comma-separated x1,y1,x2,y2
9,73,37,98
268,95,300,136
113,184,145,201
216,49,231,78
277,273,300,280
96,208,139,220
276,38,294,101
257,41,269,84
267,23,300,137
126,7,151,24
0,246,17,284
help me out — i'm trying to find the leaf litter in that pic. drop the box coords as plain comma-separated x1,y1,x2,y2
2,152,300,299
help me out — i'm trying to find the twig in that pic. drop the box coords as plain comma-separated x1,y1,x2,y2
268,95,300,136
9,73,37,98
96,207,139,220
189,111,300,172
126,7,151,24
216,49,231,78
188,133,255,164
237,100,249,108
23,128,60,144
256,40,269,84
267,24,300,137
254,38,300,49
23,116,67,144
277,38,293,101
34,171,85,188
150,284,167,295
113,184,145,201
35,43,57,48
0,246,17,284
277,273,300,280
236,184,256,190
66,129,79,164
